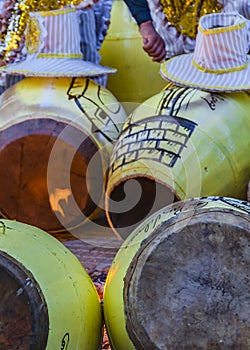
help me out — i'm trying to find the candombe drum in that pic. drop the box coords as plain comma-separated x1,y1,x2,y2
105,85,250,238
0,77,127,233
99,0,166,105
103,196,250,350
0,219,103,350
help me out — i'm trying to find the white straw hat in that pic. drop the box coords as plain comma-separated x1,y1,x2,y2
160,12,250,92
0,6,116,77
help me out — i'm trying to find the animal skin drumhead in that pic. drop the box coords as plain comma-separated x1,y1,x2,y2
124,203,250,350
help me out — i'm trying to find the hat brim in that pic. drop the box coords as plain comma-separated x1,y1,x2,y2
0,58,116,77
160,54,250,92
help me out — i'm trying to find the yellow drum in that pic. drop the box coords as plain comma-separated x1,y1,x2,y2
0,77,127,233
0,219,103,350
103,196,250,350
99,0,166,105
106,85,250,238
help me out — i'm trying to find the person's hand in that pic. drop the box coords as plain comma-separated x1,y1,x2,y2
139,20,166,62
75,0,99,10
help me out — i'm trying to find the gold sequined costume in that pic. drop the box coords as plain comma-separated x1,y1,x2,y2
0,0,84,63
159,0,222,38
147,0,237,58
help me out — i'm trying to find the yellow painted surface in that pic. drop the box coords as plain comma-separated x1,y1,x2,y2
0,219,103,349
106,86,250,234
103,197,250,349
0,77,127,227
99,0,166,104
0,76,126,149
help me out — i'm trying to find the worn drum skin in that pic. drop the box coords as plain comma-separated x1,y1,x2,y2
0,219,103,350
0,77,127,233
99,0,166,105
106,85,250,238
103,196,250,350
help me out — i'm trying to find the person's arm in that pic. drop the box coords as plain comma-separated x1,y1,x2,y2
123,0,151,25
124,0,166,62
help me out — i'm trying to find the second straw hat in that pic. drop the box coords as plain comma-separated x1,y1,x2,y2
0,6,116,77
160,12,250,92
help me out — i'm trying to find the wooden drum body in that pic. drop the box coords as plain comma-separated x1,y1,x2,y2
0,219,103,349
106,86,250,237
0,77,127,233
103,197,250,350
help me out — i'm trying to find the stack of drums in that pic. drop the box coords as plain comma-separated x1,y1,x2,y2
0,219,103,349
0,77,127,233
103,196,250,350
99,0,166,106
105,85,250,238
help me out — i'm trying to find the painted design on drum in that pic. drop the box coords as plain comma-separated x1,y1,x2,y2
67,78,120,143
110,115,197,173
0,221,6,235
138,196,250,234
156,86,197,116
109,86,229,176
61,333,69,349
123,86,195,127
123,198,207,246
123,196,250,248
200,94,225,111
201,196,250,215
155,86,225,115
